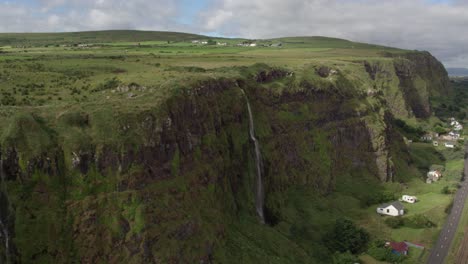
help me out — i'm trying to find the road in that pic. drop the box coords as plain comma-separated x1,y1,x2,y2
426,144,468,264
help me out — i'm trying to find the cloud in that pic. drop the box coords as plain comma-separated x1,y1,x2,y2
199,0,468,67
0,0,467,67
0,0,184,32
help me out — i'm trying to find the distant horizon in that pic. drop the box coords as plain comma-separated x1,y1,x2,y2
0,0,467,68
0,29,457,68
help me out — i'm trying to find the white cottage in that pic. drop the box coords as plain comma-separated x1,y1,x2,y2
402,195,417,204
377,201,405,216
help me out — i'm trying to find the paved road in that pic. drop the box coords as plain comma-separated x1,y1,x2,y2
427,144,468,264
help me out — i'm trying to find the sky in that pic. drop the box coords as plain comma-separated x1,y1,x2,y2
0,0,467,68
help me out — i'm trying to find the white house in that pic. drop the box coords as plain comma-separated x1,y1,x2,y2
445,142,455,148
402,195,417,204
249,43,257,47
448,131,460,139
454,124,463,131
377,201,405,216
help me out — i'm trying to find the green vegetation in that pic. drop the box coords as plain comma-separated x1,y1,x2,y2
0,30,463,264
324,218,370,254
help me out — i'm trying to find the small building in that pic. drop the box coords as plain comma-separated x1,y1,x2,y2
402,195,417,203
191,40,200,44
377,201,405,216
249,43,257,47
421,134,433,141
454,124,463,131
427,170,442,183
448,131,460,139
386,242,409,256
445,142,455,148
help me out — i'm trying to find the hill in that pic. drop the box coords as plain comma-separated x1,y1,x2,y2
0,30,206,46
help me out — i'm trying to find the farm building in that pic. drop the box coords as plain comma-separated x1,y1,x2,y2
402,195,417,203
448,131,460,139
377,201,404,216
386,242,409,256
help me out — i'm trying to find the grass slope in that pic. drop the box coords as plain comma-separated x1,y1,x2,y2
0,30,206,47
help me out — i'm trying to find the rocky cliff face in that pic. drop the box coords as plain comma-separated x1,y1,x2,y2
0,52,449,263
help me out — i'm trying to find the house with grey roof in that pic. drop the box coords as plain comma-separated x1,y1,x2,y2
377,201,405,216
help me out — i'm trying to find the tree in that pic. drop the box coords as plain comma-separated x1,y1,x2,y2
324,218,370,254
332,251,361,264
385,217,404,228
207,39,217,45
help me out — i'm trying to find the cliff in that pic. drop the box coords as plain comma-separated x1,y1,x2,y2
0,51,449,263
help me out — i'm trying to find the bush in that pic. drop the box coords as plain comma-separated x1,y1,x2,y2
324,218,370,254
332,251,361,264
434,125,447,134
445,201,453,214
405,214,436,228
442,185,456,194
385,217,404,229
367,240,407,263
92,77,121,92
394,119,425,139
361,191,395,207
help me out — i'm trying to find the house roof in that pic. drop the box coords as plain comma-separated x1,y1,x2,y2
379,201,404,211
389,242,409,253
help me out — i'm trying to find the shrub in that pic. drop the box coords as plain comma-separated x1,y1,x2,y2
405,214,436,228
361,191,395,207
324,218,370,254
445,201,453,214
394,119,425,139
385,217,404,229
332,251,361,264
92,77,121,92
442,185,456,194
367,240,407,263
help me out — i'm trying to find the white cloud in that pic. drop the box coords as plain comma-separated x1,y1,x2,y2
199,0,468,67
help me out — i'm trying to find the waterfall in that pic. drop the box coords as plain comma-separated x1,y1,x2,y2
241,89,265,224
0,158,10,263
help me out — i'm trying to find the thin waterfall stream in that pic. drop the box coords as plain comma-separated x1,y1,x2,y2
241,89,265,224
